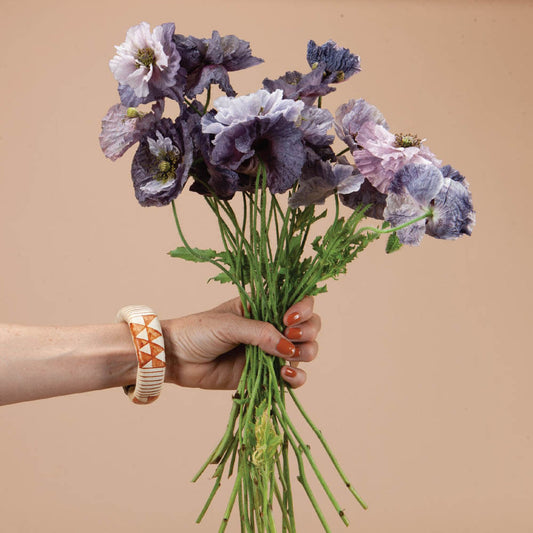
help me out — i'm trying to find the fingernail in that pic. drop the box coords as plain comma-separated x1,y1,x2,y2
286,327,303,340
286,312,301,326
276,338,296,357
284,367,297,378
294,347,301,358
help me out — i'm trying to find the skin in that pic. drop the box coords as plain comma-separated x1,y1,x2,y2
0,296,320,406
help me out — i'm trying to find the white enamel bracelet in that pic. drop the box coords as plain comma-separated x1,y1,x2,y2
116,305,166,404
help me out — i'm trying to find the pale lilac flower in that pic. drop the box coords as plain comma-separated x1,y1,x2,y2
298,107,334,147
202,89,304,139
131,118,193,206
109,22,181,101
174,31,263,98
307,40,361,83
352,121,441,194
201,90,306,194
99,101,164,161
335,99,388,151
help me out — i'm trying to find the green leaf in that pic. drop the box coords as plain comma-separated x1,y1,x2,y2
386,232,402,254
169,246,217,262
208,272,232,284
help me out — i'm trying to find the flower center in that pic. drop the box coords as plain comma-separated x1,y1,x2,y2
136,48,156,68
155,150,180,182
394,133,421,148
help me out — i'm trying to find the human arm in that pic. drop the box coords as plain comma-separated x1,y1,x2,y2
0,296,320,406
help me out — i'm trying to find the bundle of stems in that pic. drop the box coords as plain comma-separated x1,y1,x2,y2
170,163,428,532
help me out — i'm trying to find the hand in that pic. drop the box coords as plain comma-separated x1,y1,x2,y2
162,296,320,390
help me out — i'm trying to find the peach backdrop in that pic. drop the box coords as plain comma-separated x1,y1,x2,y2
1,0,532,531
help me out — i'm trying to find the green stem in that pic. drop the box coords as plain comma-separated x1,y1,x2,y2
356,210,432,237
287,387,368,510
335,147,350,157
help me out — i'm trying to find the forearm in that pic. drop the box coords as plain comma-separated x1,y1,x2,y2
0,323,138,405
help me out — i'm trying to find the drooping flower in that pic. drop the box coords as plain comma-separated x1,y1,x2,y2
263,68,335,105
426,166,475,240
335,99,389,151
384,163,475,245
110,22,182,106
289,156,363,208
131,118,193,206
201,90,306,194
99,101,164,161
340,178,388,220
173,31,263,98
352,121,441,194
307,40,361,83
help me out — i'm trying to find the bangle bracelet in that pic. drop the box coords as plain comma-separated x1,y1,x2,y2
116,305,166,404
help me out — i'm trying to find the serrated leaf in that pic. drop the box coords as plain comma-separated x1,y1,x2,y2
386,232,402,254
169,246,217,262
208,272,232,284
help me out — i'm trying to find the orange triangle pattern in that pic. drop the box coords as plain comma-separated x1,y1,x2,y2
129,318,166,370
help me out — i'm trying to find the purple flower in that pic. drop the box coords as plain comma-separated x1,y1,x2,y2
289,156,363,208
384,163,475,245
99,101,164,161
201,90,306,194
352,121,441,194
335,99,389,151
307,40,361,83
173,31,263,98
340,178,388,220
263,68,335,105
131,118,193,206
183,105,241,200
109,22,182,104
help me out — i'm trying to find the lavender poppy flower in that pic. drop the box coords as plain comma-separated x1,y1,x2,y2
173,31,263,98
307,40,361,83
99,101,164,161
352,121,441,194
110,22,182,104
131,118,193,206
335,99,389,151
263,68,335,105
201,90,306,194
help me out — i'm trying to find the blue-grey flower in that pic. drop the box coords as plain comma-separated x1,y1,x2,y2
201,90,306,194
99,101,164,161
263,68,335,105
110,22,182,106
425,170,475,240
340,178,388,220
289,155,363,208
173,31,263,98
384,163,475,245
131,118,193,206
384,164,443,245
307,40,361,83
335,99,389,151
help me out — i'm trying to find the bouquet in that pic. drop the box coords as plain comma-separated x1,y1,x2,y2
100,22,475,532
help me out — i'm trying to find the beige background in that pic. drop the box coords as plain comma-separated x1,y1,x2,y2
1,0,532,531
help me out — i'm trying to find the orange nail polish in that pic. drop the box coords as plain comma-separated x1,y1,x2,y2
286,327,303,340
276,338,296,357
284,367,297,378
286,312,301,326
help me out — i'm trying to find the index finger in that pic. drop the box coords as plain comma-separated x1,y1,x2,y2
283,296,315,327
